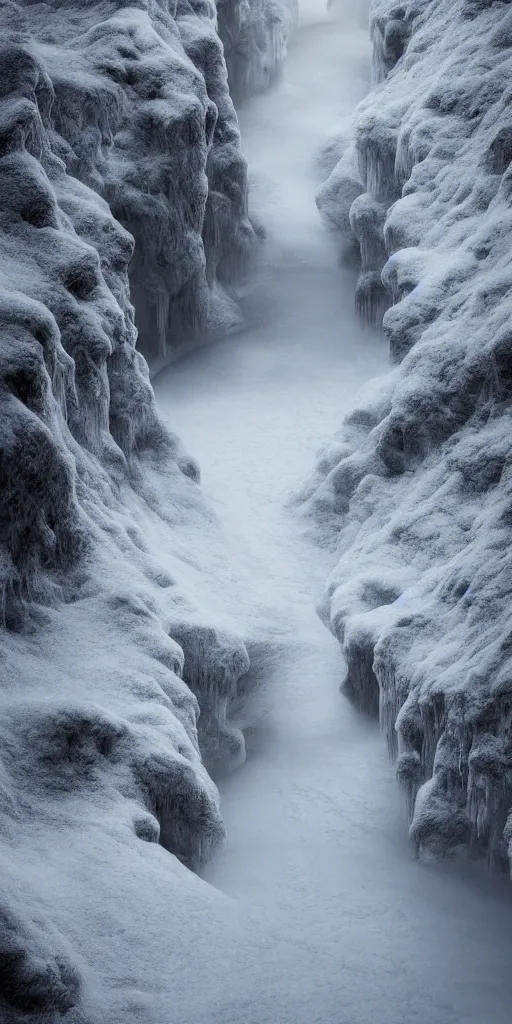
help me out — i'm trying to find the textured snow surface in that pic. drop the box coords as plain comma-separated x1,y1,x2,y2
303,0,512,868
2,0,267,369
2,0,512,1020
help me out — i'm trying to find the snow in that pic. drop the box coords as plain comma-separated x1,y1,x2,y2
2,0,512,1020
217,0,298,100
302,0,512,869
0,0,273,1014
151,5,512,1023
22,0,261,367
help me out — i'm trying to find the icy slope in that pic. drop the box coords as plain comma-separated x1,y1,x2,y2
302,0,512,868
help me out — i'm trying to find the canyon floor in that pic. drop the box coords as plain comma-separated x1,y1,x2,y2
153,5,512,1022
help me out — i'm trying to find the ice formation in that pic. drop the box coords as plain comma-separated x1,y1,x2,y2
305,0,512,869
0,0,300,1015
217,0,298,99
12,0,264,369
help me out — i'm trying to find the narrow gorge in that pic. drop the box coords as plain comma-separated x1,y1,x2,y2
1,1,512,1022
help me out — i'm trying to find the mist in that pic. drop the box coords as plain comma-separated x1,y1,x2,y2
152,4,512,1022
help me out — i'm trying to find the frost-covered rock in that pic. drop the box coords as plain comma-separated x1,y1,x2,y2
305,0,512,869
217,0,298,99
0,0,256,1014
13,0,261,367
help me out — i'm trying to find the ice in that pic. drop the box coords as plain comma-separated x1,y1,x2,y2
30,0,265,367
0,0,268,1015
303,0,512,870
2,0,512,1020
217,0,298,99
150,7,512,1023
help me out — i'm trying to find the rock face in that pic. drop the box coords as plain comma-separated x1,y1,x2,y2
0,0,293,1015
217,0,298,99
10,0,261,370
305,0,512,869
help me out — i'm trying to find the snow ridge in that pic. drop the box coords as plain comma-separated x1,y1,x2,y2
304,0,512,869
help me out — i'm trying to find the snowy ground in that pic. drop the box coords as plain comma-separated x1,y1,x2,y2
152,3,512,1021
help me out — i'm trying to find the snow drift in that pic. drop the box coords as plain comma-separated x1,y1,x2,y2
0,0,295,1015
303,0,512,869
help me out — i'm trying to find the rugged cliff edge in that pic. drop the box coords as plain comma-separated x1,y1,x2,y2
0,0,295,1017
301,0,512,869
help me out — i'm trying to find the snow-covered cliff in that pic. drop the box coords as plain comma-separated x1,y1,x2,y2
0,0,295,1016
35,0,262,368
217,0,297,99
303,0,512,869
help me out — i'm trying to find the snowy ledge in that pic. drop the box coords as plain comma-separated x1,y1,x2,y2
301,0,512,869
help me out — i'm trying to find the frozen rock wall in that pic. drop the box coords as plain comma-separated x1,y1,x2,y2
0,0,296,1014
305,0,512,869
13,0,262,370
217,0,298,99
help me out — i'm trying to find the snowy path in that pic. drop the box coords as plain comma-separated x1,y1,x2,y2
153,6,512,1022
